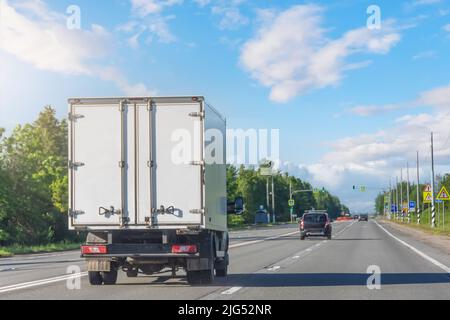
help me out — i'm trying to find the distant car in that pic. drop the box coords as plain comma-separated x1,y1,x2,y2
353,215,359,220
359,214,369,222
300,212,332,240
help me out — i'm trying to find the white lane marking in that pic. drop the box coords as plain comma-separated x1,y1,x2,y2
0,272,88,294
221,286,243,295
267,266,281,271
374,220,450,273
229,231,299,249
292,256,300,259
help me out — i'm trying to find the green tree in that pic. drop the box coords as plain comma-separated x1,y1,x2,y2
0,107,70,245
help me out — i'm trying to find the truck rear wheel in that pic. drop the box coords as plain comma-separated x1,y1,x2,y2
187,269,214,285
101,270,118,285
215,253,229,277
126,269,139,278
88,271,103,286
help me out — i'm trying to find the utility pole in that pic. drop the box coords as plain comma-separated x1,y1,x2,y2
389,179,393,220
407,162,410,223
400,168,404,222
396,176,399,220
272,176,276,224
289,180,293,223
416,151,421,225
266,178,270,223
431,132,436,228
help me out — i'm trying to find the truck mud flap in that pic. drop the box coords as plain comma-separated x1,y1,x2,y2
187,258,212,271
87,259,111,272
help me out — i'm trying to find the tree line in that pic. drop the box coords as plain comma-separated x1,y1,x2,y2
0,106,350,246
374,175,450,215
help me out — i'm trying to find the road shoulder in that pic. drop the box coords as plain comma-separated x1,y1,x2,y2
379,219,450,256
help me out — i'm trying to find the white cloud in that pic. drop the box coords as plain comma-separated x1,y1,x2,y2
194,0,211,7
130,0,183,17
346,84,450,117
411,0,442,6
443,23,450,32
0,0,155,96
349,104,402,117
120,1,180,48
240,5,400,103
285,84,450,212
418,84,450,108
98,67,157,96
0,0,111,76
212,6,249,30
412,50,437,60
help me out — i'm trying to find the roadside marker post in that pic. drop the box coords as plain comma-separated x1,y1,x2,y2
436,186,449,229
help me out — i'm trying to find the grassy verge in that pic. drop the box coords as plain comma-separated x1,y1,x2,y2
383,206,450,237
0,242,81,258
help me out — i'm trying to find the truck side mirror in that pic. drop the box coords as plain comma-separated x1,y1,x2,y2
227,197,244,215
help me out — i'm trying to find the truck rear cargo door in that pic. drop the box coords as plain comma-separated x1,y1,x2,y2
151,102,204,226
69,103,123,226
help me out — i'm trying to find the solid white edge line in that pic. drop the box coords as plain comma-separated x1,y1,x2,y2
221,286,243,295
374,220,450,273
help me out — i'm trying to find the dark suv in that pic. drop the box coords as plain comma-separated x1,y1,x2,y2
359,214,369,222
300,212,332,240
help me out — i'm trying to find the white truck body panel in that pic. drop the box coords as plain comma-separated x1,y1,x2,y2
68,97,226,231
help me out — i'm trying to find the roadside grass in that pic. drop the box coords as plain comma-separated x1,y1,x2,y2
0,242,81,258
384,206,450,237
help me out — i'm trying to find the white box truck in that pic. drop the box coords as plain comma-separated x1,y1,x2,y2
68,96,242,285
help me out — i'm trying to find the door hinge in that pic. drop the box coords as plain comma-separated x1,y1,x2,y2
147,101,155,111
119,161,126,168
147,160,155,168
68,113,85,121
189,112,205,119
119,103,126,112
190,209,205,215
190,161,205,166
69,161,85,169
69,210,85,217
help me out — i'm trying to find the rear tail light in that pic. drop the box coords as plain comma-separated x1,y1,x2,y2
300,220,304,229
172,245,198,254
81,245,107,255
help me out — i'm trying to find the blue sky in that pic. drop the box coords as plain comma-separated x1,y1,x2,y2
1,0,450,212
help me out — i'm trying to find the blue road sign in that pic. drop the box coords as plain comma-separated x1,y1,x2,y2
391,204,397,213
436,199,443,203
409,201,416,209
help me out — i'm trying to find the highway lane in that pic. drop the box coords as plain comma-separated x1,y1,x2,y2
0,220,449,300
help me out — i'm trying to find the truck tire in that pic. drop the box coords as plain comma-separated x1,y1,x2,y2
88,271,103,285
126,269,139,278
215,253,229,277
102,270,118,285
215,267,228,277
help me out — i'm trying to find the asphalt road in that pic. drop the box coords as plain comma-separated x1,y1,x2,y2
1,220,449,300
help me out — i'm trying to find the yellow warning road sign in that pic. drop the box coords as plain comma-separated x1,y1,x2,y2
423,192,432,204
437,186,450,201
